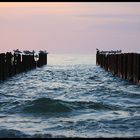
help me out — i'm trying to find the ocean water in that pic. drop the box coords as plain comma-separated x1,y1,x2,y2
0,54,140,138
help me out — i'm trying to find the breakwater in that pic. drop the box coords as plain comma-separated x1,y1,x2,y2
96,49,140,85
0,50,48,81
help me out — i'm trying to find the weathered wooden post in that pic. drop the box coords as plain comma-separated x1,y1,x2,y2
37,53,41,67
13,53,18,75
99,53,102,66
99,53,101,67
16,54,22,74
22,55,27,72
126,53,134,82
117,54,122,77
110,54,114,73
96,49,140,85
108,54,111,71
135,54,140,84
29,55,36,70
103,54,106,69
101,54,104,68
5,52,13,77
27,55,31,70
133,53,137,84
32,54,36,69
13,53,21,75
102,54,105,69
37,51,47,67
105,54,108,71
28,55,31,70
45,53,47,65
138,54,140,84
115,54,118,75
120,53,124,78
111,54,114,73
0,50,48,81
0,53,5,81
2,53,6,80
0,54,2,80
122,53,128,79
112,54,118,75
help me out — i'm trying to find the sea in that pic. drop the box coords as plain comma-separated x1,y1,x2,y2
0,54,140,138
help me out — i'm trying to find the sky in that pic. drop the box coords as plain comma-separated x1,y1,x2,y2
0,2,140,54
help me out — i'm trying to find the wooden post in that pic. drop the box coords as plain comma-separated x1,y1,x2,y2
126,53,133,82
0,50,48,81
108,54,111,71
122,53,127,79
117,54,121,77
96,50,140,85
138,54,140,84
5,52,13,77
136,54,139,84
133,53,137,84
0,53,5,81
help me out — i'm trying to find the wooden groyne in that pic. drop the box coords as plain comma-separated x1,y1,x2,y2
96,49,140,85
0,50,48,81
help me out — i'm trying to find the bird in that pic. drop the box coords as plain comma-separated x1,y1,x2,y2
96,48,99,52
23,50,33,55
39,50,48,54
13,49,22,54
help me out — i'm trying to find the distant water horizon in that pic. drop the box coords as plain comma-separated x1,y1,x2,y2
0,54,140,138
47,54,96,65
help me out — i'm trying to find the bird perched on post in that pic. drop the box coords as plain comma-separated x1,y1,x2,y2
23,50,33,55
39,50,48,54
13,49,22,55
96,48,100,54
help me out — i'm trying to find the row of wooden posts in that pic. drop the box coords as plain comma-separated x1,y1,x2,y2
0,51,48,81
96,50,140,85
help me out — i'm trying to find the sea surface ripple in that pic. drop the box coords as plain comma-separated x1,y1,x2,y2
0,54,140,138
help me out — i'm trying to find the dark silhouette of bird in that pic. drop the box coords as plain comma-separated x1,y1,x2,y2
13,49,22,54
23,50,33,55
39,50,48,54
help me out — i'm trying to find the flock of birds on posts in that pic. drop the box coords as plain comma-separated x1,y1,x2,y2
0,49,48,81
13,49,48,55
96,48,122,54
13,49,48,60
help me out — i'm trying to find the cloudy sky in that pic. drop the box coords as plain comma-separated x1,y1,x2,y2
0,2,140,54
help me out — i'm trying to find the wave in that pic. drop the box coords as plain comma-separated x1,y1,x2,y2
0,55,140,138
0,129,29,138
22,98,72,114
0,128,67,138
19,97,122,115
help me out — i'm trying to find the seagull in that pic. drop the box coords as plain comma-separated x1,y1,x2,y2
39,50,48,54
96,48,100,52
32,50,35,54
13,49,22,54
23,50,33,55
118,50,122,53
